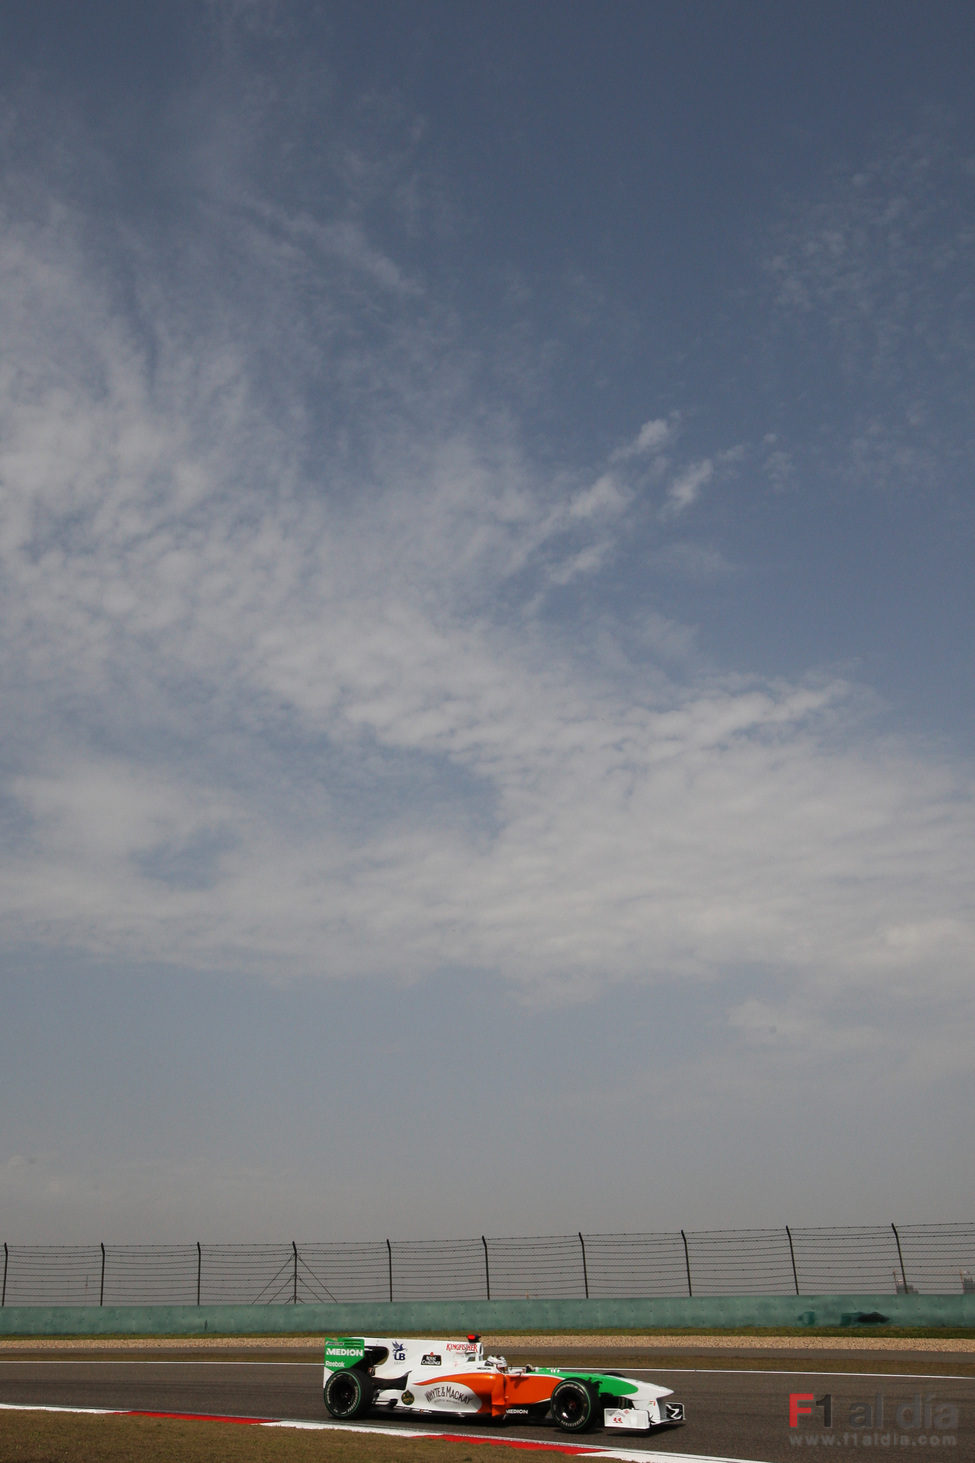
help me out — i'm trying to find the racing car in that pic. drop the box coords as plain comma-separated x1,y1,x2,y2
323,1334,685,1433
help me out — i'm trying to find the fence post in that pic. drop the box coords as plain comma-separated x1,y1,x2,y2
196,1243,202,1305
578,1232,589,1299
891,1223,909,1292
482,1236,491,1300
2,1242,7,1307
786,1226,799,1295
292,1242,299,1303
99,1243,106,1306
681,1230,692,1296
386,1239,393,1302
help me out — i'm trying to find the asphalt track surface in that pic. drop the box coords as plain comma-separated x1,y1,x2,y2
1,1349,973,1463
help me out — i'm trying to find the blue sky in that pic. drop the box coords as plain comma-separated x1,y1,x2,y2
1,1,973,1244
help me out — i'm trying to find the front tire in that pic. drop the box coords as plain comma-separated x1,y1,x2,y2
324,1367,374,1420
550,1378,600,1433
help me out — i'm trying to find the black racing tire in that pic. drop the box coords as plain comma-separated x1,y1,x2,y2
550,1378,601,1433
324,1367,375,1420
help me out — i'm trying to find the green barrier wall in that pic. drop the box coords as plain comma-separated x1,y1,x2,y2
1,1293,973,1336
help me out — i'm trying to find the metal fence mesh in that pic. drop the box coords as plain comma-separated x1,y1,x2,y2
684,1229,799,1296
2,1223,973,1306
582,1231,689,1297
388,1240,487,1302
297,1242,391,1304
104,1246,199,1305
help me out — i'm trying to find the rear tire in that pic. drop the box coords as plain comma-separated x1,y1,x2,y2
550,1378,600,1432
324,1367,374,1420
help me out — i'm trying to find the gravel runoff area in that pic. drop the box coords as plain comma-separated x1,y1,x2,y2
3,1333,974,1352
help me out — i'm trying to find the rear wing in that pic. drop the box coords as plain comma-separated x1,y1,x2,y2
324,1335,484,1377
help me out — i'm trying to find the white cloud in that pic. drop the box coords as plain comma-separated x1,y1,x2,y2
546,541,613,584
611,414,678,462
651,540,735,579
243,200,418,295
567,472,630,519
763,124,975,497
1,28,974,1244
663,457,713,516
0,125,972,1048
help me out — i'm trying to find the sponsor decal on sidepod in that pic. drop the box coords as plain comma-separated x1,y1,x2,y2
424,1384,479,1407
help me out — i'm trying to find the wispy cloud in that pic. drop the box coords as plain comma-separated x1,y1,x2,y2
663,457,714,517
611,414,679,462
0,93,972,1044
764,121,975,494
2,10,975,1241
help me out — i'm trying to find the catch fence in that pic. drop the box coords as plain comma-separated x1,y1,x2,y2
2,1223,973,1306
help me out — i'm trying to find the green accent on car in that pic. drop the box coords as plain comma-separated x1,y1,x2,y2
531,1367,638,1398
324,1336,367,1370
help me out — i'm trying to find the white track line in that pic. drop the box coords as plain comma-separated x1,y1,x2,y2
0,1358,316,1366
1,1359,971,1382
654,1367,974,1382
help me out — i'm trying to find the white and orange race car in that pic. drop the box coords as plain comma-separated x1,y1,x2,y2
322,1334,685,1433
